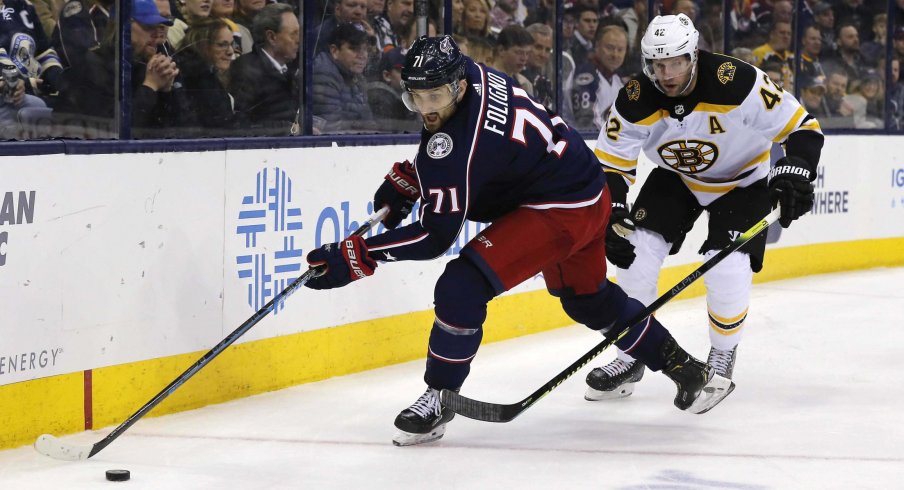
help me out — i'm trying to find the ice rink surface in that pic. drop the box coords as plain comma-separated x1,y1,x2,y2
2,267,903,489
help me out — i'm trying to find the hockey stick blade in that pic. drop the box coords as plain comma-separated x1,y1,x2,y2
34,434,93,461
34,207,388,461
442,206,781,423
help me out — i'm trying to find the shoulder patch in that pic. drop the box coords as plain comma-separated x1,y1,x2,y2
426,132,453,159
626,79,640,101
575,73,594,86
717,62,736,84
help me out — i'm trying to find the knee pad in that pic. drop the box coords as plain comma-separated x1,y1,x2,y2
617,228,671,306
426,257,496,390
703,250,752,348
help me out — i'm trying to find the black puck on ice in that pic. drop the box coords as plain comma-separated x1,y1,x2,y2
106,469,131,482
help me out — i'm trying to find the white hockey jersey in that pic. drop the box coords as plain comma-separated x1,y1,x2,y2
594,50,822,206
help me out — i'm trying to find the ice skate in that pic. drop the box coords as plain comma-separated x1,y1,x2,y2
661,337,734,414
707,346,738,379
392,388,455,446
584,358,645,401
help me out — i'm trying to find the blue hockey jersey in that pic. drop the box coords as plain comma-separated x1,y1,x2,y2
366,60,606,262
0,0,63,91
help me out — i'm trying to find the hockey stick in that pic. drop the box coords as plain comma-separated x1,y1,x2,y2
441,206,782,423
35,207,389,461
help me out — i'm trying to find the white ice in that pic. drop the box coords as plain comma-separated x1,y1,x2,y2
2,267,903,489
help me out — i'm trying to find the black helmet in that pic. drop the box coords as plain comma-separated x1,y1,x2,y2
401,35,466,90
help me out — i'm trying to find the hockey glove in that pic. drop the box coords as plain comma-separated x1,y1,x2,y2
768,157,815,228
605,205,636,269
305,236,377,290
374,160,420,229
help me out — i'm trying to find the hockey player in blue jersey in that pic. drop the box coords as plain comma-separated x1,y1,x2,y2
304,35,734,446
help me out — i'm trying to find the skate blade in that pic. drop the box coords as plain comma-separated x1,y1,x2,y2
687,374,735,414
584,382,636,401
392,424,446,447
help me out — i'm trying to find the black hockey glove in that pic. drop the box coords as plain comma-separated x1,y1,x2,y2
605,205,636,269
305,236,377,290
374,160,420,229
768,156,815,228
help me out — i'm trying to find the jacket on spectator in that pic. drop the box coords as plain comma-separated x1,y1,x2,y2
52,0,110,68
229,46,299,136
312,51,375,133
174,49,238,135
53,44,195,138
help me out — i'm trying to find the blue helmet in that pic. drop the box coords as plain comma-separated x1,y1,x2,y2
401,35,466,90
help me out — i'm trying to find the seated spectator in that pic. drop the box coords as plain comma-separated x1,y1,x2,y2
488,24,535,95
168,0,213,49
0,60,48,139
830,22,869,82
312,22,376,133
373,0,415,52
800,25,826,79
860,13,887,67
752,21,794,91
0,0,63,100
893,26,904,60
570,24,627,131
523,23,554,108
318,0,375,52
824,67,849,115
52,0,113,68
812,2,837,56
54,0,193,138
366,47,419,132
229,3,300,135
889,58,903,130
233,0,265,34
848,69,883,127
174,17,238,134
456,0,490,39
570,6,599,65
798,74,831,117
211,0,252,54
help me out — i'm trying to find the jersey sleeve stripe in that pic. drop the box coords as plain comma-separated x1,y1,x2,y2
594,148,637,169
772,106,807,142
603,168,636,184
368,232,430,251
521,190,603,210
799,119,822,132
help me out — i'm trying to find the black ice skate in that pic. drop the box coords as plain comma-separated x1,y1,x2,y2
392,387,455,446
707,346,738,379
584,358,645,401
661,337,735,414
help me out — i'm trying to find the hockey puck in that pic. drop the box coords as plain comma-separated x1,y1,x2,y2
106,469,130,482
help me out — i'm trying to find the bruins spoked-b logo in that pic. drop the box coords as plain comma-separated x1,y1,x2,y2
626,79,640,101
427,132,454,159
717,62,736,84
657,139,719,174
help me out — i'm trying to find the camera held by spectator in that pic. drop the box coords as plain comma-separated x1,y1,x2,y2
0,62,21,103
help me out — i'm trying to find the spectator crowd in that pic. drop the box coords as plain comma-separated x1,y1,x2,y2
1,0,902,139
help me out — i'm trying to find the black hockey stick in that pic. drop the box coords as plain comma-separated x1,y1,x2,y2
34,207,389,461
441,206,782,423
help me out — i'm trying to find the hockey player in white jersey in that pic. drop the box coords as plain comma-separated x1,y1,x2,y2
586,13,822,400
